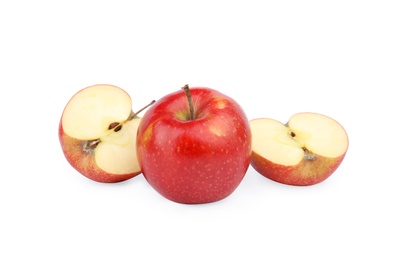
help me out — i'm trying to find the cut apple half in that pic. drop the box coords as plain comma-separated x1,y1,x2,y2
250,112,348,186
59,84,153,183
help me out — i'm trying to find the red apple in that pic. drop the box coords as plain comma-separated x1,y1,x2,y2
249,113,349,186
136,85,252,204
59,84,154,183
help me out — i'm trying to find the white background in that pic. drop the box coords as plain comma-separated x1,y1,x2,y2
1,0,404,259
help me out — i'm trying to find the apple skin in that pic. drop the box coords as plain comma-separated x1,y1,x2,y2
250,151,346,186
136,87,252,204
58,84,142,183
58,121,139,183
250,113,348,186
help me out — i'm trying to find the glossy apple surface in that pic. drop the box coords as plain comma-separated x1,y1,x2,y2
136,86,252,204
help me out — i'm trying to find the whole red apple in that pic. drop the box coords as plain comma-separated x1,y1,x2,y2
136,85,252,204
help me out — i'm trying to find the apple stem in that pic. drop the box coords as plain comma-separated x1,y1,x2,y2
109,100,156,132
182,84,195,120
128,100,156,121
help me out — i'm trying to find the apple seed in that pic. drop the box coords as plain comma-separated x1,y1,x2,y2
108,122,120,130
114,125,122,132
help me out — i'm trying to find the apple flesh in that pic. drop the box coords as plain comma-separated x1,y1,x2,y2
59,84,144,183
250,113,348,186
136,85,252,204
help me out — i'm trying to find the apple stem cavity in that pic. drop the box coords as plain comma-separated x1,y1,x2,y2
182,84,195,120
83,139,100,154
303,147,317,161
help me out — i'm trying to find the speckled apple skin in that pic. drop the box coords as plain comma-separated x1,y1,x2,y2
59,120,139,183
136,87,252,204
250,151,346,186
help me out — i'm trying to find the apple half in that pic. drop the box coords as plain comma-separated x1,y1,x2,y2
250,112,348,186
59,84,144,183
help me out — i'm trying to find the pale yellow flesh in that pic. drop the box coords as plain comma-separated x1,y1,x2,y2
250,118,304,166
95,118,141,174
288,113,348,158
62,84,140,174
62,84,132,140
250,113,348,166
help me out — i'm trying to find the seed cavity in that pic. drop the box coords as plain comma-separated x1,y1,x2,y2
108,122,122,132
108,122,120,130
